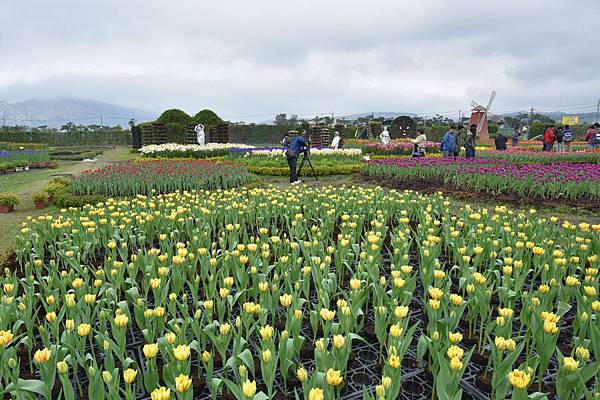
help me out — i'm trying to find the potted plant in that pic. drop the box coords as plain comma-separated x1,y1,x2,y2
0,193,19,213
15,160,28,172
32,191,48,209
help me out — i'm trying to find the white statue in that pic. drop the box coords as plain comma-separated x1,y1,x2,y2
331,131,341,149
195,123,205,145
380,126,390,145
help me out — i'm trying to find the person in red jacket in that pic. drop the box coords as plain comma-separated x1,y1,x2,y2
543,125,555,152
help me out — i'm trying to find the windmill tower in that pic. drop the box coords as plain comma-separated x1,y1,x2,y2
469,91,496,140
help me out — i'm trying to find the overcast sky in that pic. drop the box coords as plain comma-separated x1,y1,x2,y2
1,0,599,121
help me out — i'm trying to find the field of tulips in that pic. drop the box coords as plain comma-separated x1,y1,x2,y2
71,160,249,196
365,158,600,201
478,149,600,164
5,186,599,399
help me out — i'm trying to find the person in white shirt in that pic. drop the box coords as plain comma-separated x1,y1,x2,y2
331,131,341,149
411,129,427,157
380,126,391,145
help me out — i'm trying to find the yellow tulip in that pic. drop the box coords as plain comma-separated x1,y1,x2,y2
296,367,308,382
563,357,579,372
173,345,190,361
175,374,192,392
447,345,464,359
114,314,129,328
78,323,91,337
450,356,463,371
509,369,531,389
242,379,256,398
151,387,171,400
308,388,324,400
34,348,52,364
123,368,137,384
333,334,345,349
325,369,343,386
143,343,159,358
57,360,68,374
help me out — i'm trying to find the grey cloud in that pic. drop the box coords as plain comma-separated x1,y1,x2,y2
1,0,599,120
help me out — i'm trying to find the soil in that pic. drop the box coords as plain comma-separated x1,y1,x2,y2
359,174,600,213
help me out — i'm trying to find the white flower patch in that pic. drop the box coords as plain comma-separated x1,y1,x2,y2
140,143,253,155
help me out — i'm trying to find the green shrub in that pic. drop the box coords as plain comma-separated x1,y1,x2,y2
0,193,20,207
43,178,71,196
247,163,363,176
54,190,105,208
157,109,192,125
32,191,49,203
192,109,224,127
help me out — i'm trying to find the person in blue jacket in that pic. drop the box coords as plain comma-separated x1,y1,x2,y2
284,131,309,184
441,126,457,157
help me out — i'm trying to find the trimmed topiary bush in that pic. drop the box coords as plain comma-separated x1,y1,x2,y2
157,109,192,125
192,109,224,127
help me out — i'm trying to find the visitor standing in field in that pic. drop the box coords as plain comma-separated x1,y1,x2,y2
464,124,476,158
543,125,555,152
495,133,507,150
441,126,456,157
453,125,464,157
411,129,427,157
562,125,573,151
586,124,600,150
555,126,564,152
512,127,520,146
284,131,308,184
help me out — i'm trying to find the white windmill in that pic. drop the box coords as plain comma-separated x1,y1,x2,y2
469,90,497,139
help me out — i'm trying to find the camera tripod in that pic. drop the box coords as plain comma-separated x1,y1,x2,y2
296,152,318,181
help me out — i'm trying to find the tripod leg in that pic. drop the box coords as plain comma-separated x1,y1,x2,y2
306,157,319,181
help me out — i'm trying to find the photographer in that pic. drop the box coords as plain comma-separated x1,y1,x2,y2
284,130,308,184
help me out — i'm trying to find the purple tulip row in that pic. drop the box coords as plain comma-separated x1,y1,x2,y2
368,158,600,184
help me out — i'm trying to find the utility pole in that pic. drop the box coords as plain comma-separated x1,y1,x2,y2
100,116,104,128
529,106,534,125
595,99,600,123
458,110,462,124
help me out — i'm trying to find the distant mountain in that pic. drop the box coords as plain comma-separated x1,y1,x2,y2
0,98,157,128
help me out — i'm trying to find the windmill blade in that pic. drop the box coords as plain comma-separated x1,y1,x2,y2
486,90,497,110
470,100,480,108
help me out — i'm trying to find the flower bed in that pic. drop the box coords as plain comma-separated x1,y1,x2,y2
479,148,600,164
363,140,440,156
230,147,362,158
8,186,600,399
72,160,249,196
0,149,52,171
235,156,363,176
140,143,254,159
365,158,600,200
